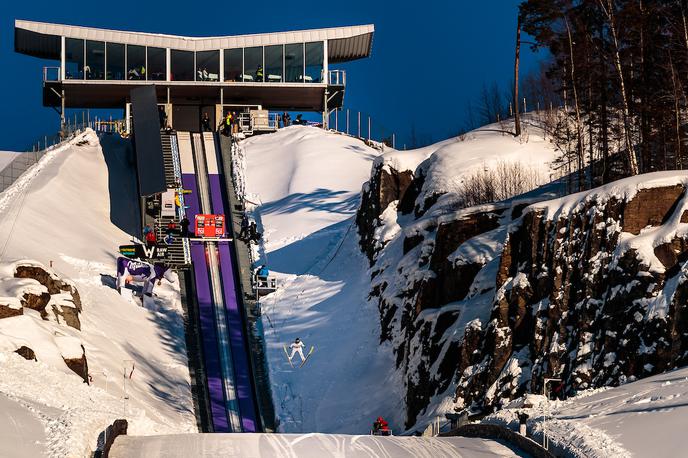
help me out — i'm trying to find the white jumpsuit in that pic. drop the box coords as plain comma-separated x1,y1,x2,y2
289,341,305,362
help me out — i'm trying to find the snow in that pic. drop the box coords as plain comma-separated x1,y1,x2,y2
484,365,688,457
242,126,380,259
241,126,405,433
0,392,47,458
0,130,196,456
110,432,526,457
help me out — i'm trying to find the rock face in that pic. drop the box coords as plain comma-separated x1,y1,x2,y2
63,345,90,384
15,346,36,361
456,184,688,412
14,265,82,330
358,159,688,430
357,161,414,263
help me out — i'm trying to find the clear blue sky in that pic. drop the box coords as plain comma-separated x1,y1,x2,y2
0,0,541,151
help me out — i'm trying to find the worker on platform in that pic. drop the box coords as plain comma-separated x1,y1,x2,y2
180,217,191,238
201,113,211,132
256,65,264,82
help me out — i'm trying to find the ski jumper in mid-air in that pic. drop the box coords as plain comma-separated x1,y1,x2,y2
289,338,306,363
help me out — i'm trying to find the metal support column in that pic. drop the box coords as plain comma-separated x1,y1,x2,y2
323,90,329,130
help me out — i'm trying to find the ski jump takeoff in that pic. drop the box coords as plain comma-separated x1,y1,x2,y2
284,338,315,368
116,257,175,296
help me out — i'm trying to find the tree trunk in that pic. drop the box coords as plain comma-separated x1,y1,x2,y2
598,0,639,175
565,17,585,191
514,15,522,137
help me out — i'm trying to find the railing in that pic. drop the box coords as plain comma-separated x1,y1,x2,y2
328,70,346,86
43,66,61,82
0,125,88,194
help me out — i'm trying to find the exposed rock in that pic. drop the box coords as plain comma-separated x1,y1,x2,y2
357,163,414,262
15,265,82,311
14,346,36,361
622,185,684,234
14,265,82,329
0,303,23,319
63,345,89,384
360,158,688,428
21,292,51,314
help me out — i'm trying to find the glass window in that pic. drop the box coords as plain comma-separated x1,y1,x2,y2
196,50,219,81
171,50,195,81
284,43,304,83
147,47,166,81
224,48,242,82
265,45,283,83
65,38,84,80
243,46,263,82
305,42,324,83
85,40,105,80
127,45,146,80
106,43,125,80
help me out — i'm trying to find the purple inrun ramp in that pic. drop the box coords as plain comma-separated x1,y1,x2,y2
208,172,258,432
183,172,230,432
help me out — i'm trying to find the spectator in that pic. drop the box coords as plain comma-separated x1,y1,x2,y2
144,226,157,247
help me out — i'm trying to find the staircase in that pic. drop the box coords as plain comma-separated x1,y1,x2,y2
156,131,190,267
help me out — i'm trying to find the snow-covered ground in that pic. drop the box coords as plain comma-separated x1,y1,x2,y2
110,432,526,457
0,130,196,457
239,126,404,433
484,365,688,457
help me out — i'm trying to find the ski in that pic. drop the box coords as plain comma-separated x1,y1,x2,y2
283,345,294,368
299,346,315,368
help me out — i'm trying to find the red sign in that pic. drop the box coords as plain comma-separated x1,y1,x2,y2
194,214,225,237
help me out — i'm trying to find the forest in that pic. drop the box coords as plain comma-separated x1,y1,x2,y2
478,1,688,192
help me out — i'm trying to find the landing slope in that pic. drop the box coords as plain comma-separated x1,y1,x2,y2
110,432,526,457
241,127,393,433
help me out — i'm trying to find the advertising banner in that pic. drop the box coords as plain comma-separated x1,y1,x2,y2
161,190,176,217
195,214,225,237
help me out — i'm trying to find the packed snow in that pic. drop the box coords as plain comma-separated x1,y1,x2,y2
0,130,196,457
483,365,688,457
110,432,526,457
239,126,405,433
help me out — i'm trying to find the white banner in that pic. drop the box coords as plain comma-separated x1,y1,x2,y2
161,190,176,217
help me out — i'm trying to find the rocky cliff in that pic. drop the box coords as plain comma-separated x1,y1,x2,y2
358,156,688,430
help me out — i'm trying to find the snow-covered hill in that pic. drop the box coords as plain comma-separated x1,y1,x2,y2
239,122,560,435
484,364,688,457
239,126,402,433
0,131,196,457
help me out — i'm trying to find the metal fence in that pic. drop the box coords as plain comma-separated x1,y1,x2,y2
0,122,91,194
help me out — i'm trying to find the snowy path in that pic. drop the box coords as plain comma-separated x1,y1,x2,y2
110,432,528,457
0,393,47,458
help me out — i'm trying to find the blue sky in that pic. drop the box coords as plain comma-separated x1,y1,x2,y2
0,1,542,151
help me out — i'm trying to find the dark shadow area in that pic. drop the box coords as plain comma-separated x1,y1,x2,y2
122,302,194,417
259,188,359,217
100,274,117,289
265,218,354,277
99,133,140,237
